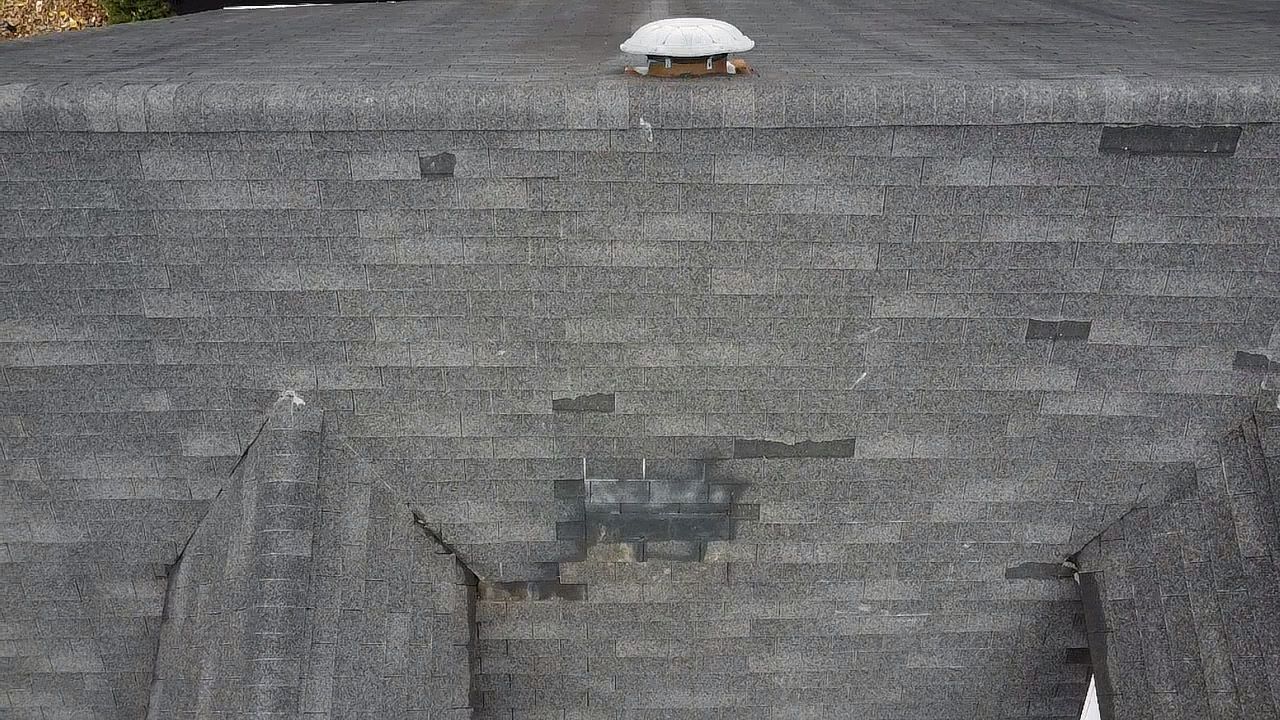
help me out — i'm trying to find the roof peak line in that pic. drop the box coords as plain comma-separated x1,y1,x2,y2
4,77,1279,133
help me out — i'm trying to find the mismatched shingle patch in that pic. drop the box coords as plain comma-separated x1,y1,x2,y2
1026,319,1092,341
733,438,858,458
1099,125,1242,155
551,392,615,412
584,509,732,543
1233,350,1278,370
573,458,752,562
479,580,587,601
420,151,456,177
1004,561,1076,579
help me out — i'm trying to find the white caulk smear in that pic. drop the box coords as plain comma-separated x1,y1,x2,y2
279,389,306,407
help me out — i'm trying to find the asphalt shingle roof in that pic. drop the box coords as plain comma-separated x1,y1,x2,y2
2,2,1279,719
0,0,1278,83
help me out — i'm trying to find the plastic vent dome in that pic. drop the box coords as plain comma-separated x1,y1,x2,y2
620,18,755,58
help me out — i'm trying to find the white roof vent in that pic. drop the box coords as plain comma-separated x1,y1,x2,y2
620,17,755,58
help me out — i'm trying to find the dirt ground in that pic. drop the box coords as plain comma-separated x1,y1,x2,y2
1,0,107,39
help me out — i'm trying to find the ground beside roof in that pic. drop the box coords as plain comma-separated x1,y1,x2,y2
0,0,1278,83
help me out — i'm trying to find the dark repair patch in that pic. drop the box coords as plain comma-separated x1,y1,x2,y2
1026,319,1092,341
420,151,457,177
1055,320,1092,339
1065,647,1092,665
1099,125,1241,156
645,541,702,562
1233,350,1278,370
590,513,724,543
733,438,857,459
552,392,615,413
577,457,751,563
1025,319,1059,339
1004,561,1076,579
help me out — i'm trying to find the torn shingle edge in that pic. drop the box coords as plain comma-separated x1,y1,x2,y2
733,438,856,458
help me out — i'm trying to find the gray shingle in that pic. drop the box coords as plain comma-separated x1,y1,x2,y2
140,150,212,180
351,152,422,180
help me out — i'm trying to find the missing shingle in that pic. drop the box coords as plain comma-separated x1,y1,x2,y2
552,392,615,413
1026,319,1092,341
419,151,456,177
1099,125,1241,156
1233,350,1278,370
